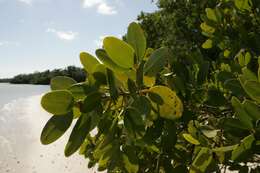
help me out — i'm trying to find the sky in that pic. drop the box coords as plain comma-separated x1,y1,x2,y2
0,0,157,78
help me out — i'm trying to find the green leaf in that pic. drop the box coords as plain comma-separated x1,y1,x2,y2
80,52,100,74
107,69,119,101
243,100,260,121
202,39,213,49
69,83,87,101
127,78,137,95
212,145,237,152
231,97,253,129
182,133,200,145
124,108,145,139
201,129,219,138
244,52,251,65
103,36,134,69
206,88,226,107
235,0,252,11
65,113,92,157
243,81,260,103
95,49,129,73
231,134,255,161
50,76,76,90
149,85,183,120
127,22,146,61
242,67,258,81
224,79,246,97
206,8,218,22
41,112,73,145
197,61,210,85
41,90,74,115
82,92,102,113
123,146,139,173
144,47,169,76
190,147,212,173
200,22,215,34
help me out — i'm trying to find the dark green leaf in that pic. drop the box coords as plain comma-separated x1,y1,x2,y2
144,47,169,76
65,113,92,157
41,112,73,145
231,97,253,129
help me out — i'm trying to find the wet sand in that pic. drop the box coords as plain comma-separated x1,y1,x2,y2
0,95,95,173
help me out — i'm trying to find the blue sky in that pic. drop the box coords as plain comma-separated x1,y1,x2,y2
0,0,157,78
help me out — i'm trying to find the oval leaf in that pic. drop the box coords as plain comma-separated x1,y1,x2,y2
231,97,253,129
183,133,200,145
41,90,74,115
243,81,260,103
65,113,91,157
41,112,73,145
127,22,146,61
149,85,183,120
51,76,76,90
95,49,129,73
80,52,100,74
103,36,134,69
144,48,169,76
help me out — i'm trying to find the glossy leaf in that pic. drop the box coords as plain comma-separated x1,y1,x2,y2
41,90,74,115
95,49,128,73
50,76,76,90
183,133,200,145
80,52,100,74
127,22,146,61
103,36,134,69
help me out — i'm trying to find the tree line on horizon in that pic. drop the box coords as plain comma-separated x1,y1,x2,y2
0,66,86,85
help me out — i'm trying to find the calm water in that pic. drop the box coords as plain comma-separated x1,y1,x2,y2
0,83,93,173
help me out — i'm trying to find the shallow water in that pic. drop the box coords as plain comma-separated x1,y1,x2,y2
0,83,94,173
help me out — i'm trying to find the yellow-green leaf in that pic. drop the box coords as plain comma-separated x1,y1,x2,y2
202,39,213,49
41,90,74,115
206,8,218,22
183,133,200,145
149,86,183,120
80,52,100,74
103,36,134,69
50,76,76,91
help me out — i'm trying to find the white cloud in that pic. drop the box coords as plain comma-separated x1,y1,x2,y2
0,41,20,47
82,0,117,15
46,28,78,41
18,0,32,5
82,0,103,7
97,3,117,15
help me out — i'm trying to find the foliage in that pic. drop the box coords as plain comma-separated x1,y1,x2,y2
8,66,86,85
40,1,260,173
